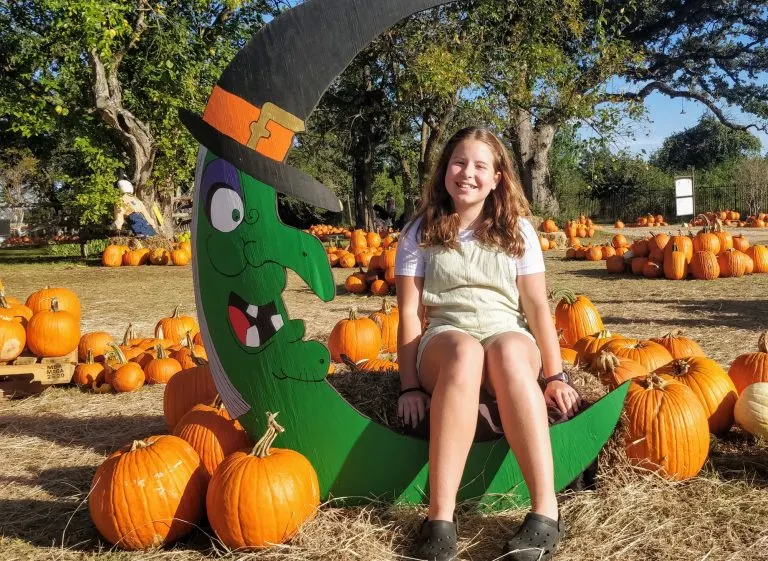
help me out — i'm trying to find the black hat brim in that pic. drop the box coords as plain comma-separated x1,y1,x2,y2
179,108,343,212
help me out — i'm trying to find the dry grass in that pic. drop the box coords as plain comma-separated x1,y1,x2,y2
1,225,768,560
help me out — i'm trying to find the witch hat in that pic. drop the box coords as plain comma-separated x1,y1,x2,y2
179,0,453,212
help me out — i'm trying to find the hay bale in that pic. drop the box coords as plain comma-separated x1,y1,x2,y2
108,235,175,251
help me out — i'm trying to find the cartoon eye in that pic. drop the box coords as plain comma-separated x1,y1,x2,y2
208,184,244,232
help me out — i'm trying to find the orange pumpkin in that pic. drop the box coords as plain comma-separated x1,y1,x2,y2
0,292,33,324
101,245,124,267
0,318,26,361
149,247,171,265
327,308,382,363
73,349,109,388
690,250,719,280
26,298,80,357
369,299,398,354
624,374,710,480
656,357,738,435
591,351,648,389
25,286,81,321
171,248,191,266
155,306,199,344
728,331,768,394
206,413,320,549
601,338,673,373
370,279,390,296
649,329,705,359
746,245,768,273
89,435,206,550
173,398,250,480
107,344,145,392
144,345,183,384
552,289,604,347
572,329,620,366
78,331,114,362
163,360,219,430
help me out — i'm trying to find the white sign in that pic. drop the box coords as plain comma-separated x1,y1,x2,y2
676,196,694,216
675,177,693,197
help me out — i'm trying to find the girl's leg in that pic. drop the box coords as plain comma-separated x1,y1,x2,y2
419,329,484,522
482,332,558,520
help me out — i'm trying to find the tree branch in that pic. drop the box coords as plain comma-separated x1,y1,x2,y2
113,0,150,71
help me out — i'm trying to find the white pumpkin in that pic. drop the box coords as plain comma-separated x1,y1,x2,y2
734,382,768,438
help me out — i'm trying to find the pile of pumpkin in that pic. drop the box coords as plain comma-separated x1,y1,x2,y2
334,229,398,296
689,210,768,228
563,216,598,240
327,300,400,373
73,308,205,393
602,222,768,279
554,288,768,480
88,344,319,551
627,213,669,227
101,239,192,267
0,283,84,362
565,233,630,261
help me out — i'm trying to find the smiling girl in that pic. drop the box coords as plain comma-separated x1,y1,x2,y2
395,127,581,561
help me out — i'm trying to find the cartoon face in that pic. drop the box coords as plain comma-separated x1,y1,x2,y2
195,151,335,385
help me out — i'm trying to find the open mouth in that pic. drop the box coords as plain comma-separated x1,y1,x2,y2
227,292,284,348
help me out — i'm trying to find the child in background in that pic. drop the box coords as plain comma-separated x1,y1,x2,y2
395,127,581,561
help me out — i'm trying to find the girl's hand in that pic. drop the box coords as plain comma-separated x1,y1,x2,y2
398,390,430,428
544,381,582,420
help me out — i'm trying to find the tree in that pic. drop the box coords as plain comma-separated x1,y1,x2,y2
651,115,762,172
453,0,768,214
735,158,768,217
0,0,274,232
0,148,41,233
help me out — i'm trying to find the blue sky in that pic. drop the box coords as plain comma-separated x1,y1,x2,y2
596,78,768,159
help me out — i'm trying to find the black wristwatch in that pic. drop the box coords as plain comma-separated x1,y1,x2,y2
542,371,570,386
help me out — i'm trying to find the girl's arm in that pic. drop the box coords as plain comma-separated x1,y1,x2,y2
395,274,425,390
517,272,560,378
518,272,581,418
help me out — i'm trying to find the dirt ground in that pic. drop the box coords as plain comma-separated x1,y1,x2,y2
1,225,768,560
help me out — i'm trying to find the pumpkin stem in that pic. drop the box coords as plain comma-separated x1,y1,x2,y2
155,344,167,359
85,349,95,365
661,328,685,339
757,331,767,354
50,297,60,313
348,307,358,321
107,342,128,365
130,439,152,452
549,288,577,305
0,293,10,309
637,373,668,390
251,412,285,458
171,305,181,319
670,359,690,376
184,331,194,350
211,394,223,409
595,350,620,374
381,298,392,314
121,323,136,346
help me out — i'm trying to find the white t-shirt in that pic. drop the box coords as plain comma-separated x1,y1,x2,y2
394,217,545,278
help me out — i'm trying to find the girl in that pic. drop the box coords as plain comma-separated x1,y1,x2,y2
394,127,581,561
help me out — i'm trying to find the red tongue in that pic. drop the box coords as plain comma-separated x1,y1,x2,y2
228,306,249,345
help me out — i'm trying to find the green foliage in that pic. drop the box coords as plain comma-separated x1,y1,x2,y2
650,115,762,173
0,0,274,229
47,238,108,257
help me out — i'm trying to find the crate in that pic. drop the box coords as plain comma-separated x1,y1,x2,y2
0,349,77,398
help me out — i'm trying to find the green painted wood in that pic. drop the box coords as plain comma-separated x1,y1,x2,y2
185,0,630,511
192,151,630,510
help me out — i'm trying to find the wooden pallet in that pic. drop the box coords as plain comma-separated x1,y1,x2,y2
0,349,77,398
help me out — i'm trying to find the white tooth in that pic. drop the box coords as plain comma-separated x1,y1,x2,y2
271,314,284,331
246,304,259,318
246,325,261,347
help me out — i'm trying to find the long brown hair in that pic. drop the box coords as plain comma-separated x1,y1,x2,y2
407,127,531,257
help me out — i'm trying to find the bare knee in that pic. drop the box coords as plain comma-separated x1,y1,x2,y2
485,335,541,387
440,337,484,386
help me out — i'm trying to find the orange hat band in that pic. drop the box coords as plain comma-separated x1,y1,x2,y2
202,85,305,162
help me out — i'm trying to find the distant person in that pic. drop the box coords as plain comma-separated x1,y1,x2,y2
113,175,158,237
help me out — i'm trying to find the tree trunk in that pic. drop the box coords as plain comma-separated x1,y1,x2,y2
507,109,559,215
90,49,173,236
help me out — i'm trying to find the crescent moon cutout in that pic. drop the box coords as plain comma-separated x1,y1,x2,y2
182,0,629,510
